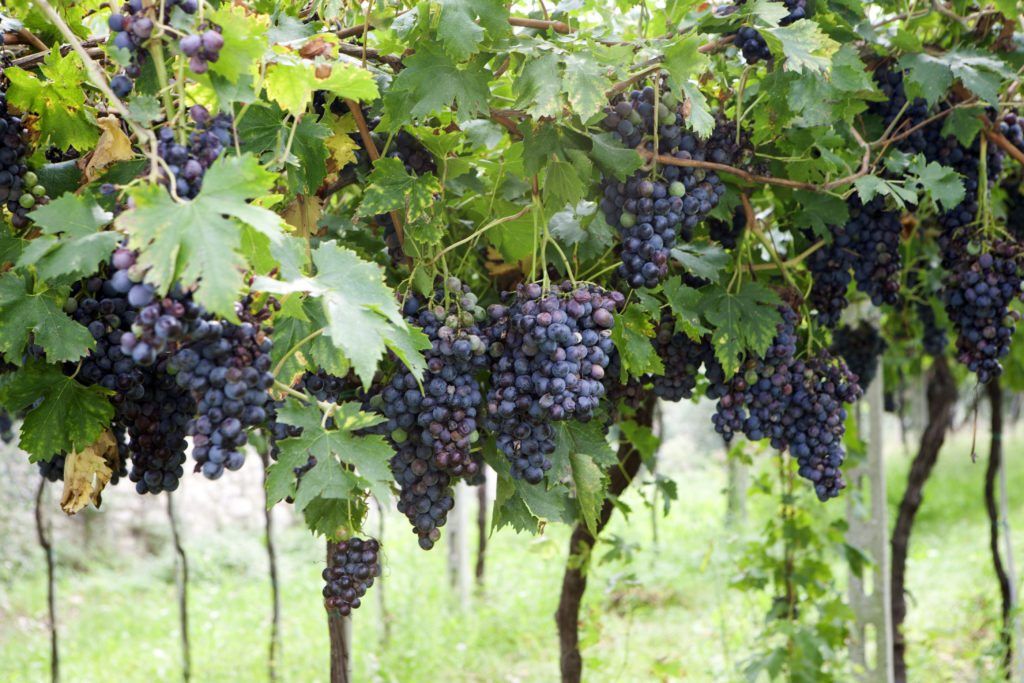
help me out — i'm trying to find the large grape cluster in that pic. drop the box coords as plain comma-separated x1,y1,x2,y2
845,196,903,307
647,309,712,402
323,537,381,616
599,87,727,288
830,322,886,389
170,316,275,480
485,282,621,482
0,88,47,229
156,106,234,199
382,280,488,480
108,0,199,98
707,306,862,500
940,238,1024,383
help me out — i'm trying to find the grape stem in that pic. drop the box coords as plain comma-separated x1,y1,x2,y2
744,194,799,292
429,204,531,265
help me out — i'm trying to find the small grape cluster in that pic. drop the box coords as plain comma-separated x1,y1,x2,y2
156,106,234,199
179,28,224,75
708,208,746,250
323,537,380,616
845,196,903,307
599,86,726,288
707,306,862,500
371,121,437,176
1005,182,1024,240
108,0,199,98
0,408,12,443
940,238,1024,383
485,282,621,482
830,322,886,388
1000,112,1024,154
732,0,807,64
806,227,853,328
170,316,275,480
0,89,47,229
647,309,712,402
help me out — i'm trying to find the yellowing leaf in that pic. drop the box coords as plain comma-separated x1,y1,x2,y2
83,116,134,181
324,114,360,171
282,194,323,237
59,430,119,514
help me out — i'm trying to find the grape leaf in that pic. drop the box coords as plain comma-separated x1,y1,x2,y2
17,231,121,282
562,52,607,121
59,429,119,514
4,50,97,150
544,159,586,206
589,132,642,181
0,273,93,364
385,44,490,121
899,53,953,106
514,479,575,525
698,282,781,378
769,19,839,74
357,158,443,243
284,117,331,194
514,51,564,119
662,276,710,340
117,155,299,319
437,0,509,61
30,193,112,238
265,62,318,114
619,420,659,465
560,423,611,534
670,243,728,283
253,240,429,387
317,63,381,102
208,4,268,84
610,303,663,377
551,419,618,479
905,158,966,213
324,114,360,169
0,361,113,460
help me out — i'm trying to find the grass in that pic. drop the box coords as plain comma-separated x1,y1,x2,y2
1,418,1023,682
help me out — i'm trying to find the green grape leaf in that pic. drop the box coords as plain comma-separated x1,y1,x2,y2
698,282,781,378
543,159,586,207
0,361,113,460
899,54,953,106
493,471,541,533
385,44,490,121
437,0,509,61
265,62,318,114
768,19,839,74
853,174,919,209
514,479,575,524
670,243,729,283
589,132,643,181
904,158,966,213
208,4,267,84
117,155,297,319
610,303,663,378
317,63,381,102
0,273,93,365
30,192,112,238
562,52,608,122
550,421,615,533
941,106,985,147
357,158,443,243
17,232,121,282
619,420,659,465
548,200,616,262
514,51,564,119
285,117,331,194
4,50,97,150
253,241,429,387
662,276,711,340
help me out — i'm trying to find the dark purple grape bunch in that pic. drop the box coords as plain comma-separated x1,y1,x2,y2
647,308,712,402
323,537,381,616
112,249,204,365
830,322,886,389
0,89,47,229
1000,111,1024,155
731,0,807,64
941,238,1024,383
108,0,199,98
484,281,622,483
845,195,903,307
1004,181,1024,241
708,208,746,250
0,408,12,443
370,121,437,176
122,362,194,493
169,310,275,480
599,86,726,289
806,225,853,328
381,278,489,480
179,27,224,75
155,106,234,199
784,352,861,501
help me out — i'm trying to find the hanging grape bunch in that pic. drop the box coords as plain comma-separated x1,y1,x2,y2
708,207,746,250
485,282,622,482
647,309,712,402
108,0,199,97
323,538,381,616
599,85,726,288
730,0,808,65
830,322,886,388
0,87,47,229
179,27,224,75
155,105,234,199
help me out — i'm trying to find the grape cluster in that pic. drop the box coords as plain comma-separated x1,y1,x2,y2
156,106,234,199
599,87,726,288
382,280,488,479
732,0,807,64
108,0,199,97
647,309,711,402
806,227,853,328
708,208,746,250
1004,182,1024,240
485,282,621,482
0,408,12,443
371,122,437,176
179,28,224,75
390,436,455,550
0,89,47,229
830,322,886,388
122,362,193,493
708,306,862,500
1000,112,1024,154
917,300,948,357
940,238,1024,383
323,537,380,616
845,196,903,307
170,316,275,480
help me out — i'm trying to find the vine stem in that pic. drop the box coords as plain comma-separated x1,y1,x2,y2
748,240,824,271
148,38,177,137
33,0,162,173
344,99,407,250
167,492,192,682
744,194,799,292
429,204,531,265
35,479,58,683
986,127,1024,166
272,328,325,378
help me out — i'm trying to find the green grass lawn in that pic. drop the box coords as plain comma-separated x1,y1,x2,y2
1,422,1022,682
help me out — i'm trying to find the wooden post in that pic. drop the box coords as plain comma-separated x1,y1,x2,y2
167,493,191,682
259,451,281,681
447,482,471,609
846,355,895,682
474,470,489,588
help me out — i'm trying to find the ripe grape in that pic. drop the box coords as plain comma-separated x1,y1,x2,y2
323,537,381,616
